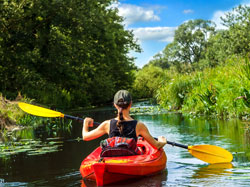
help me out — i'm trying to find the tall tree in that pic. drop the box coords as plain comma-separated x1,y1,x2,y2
221,5,250,56
0,0,140,108
205,5,250,66
148,19,216,72
173,19,216,65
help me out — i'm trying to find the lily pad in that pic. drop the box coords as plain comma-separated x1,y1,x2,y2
0,139,63,158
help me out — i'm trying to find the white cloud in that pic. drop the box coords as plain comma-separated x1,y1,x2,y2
211,10,228,30
131,27,176,42
183,9,194,14
117,4,160,26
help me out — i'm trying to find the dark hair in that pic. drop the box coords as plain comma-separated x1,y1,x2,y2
116,99,130,135
114,90,132,105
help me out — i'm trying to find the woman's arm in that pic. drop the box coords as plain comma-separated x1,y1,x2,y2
82,118,109,141
136,121,166,149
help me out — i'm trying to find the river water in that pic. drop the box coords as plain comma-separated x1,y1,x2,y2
1,103,250,186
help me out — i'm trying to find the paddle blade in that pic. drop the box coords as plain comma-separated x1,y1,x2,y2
18,102,64,118
188,145,233,164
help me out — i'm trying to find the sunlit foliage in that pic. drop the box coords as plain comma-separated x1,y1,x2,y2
0,0,140,109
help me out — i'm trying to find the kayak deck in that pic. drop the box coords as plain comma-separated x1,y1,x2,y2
80,138,167,186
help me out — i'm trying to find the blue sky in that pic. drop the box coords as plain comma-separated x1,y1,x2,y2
114,0,250,68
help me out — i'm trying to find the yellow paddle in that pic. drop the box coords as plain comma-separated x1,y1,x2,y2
18,102,99,125
18,102,233,164
166,141,233,164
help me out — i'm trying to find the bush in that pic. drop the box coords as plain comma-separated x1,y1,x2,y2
157,71,201,110
132,65,167,99
157,56,250,118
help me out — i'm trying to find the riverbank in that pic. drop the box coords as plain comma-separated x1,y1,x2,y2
0,94,79,143
0,95,21,131
156,57,250,120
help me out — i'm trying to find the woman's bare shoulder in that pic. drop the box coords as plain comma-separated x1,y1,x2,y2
136,121,146,127
100,120,111,127
136,121,148,133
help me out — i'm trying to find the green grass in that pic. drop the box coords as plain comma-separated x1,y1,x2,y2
157,56,250,119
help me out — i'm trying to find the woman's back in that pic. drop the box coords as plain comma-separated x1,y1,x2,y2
109,119,138,140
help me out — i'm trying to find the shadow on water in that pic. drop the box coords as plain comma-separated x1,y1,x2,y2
1,103,250,186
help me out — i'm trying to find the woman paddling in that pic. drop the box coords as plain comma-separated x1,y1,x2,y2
82,90,167,150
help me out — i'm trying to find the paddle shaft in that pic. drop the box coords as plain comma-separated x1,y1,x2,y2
153,137,188,149
167,141,188,149
64,114,100,126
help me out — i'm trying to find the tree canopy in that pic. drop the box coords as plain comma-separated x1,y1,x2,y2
148,19,216,72
0,0,140,108
173,19,216,64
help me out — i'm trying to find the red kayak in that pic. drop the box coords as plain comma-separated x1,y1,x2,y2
80,138,167,186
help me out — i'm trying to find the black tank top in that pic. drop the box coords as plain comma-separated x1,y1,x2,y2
109,119,138,141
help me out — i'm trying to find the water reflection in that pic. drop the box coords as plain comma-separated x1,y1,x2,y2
193,163,233,179
81,170,168,187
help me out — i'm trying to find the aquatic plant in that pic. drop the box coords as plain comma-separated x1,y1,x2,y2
0,138,64,158
130,105,168,116
0,115,73,158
